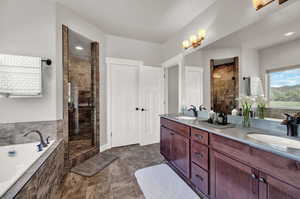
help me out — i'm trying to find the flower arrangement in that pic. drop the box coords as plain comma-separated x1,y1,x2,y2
255,95,268,119
237,96,255,127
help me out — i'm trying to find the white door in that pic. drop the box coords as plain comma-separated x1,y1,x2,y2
185,66,204,107
111,64,139,147
140,66,163,145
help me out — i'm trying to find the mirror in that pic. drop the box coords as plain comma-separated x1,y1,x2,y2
182,1,300,119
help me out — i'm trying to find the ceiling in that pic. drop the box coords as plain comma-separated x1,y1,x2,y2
204,1,300,50
53,0,216,43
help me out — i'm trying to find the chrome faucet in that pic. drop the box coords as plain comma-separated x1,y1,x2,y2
188,105,198,117
23,130,48,148
199,105,207,111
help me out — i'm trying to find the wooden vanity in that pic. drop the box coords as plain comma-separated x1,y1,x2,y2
160,117,300,199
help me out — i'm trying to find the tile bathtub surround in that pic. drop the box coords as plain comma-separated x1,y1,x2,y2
3,139,64,199
0,120,63,146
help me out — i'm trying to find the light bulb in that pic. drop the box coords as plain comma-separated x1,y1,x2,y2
198,29,206,40
182,40,190,49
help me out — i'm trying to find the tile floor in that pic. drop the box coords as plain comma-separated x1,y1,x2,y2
59,143,164,199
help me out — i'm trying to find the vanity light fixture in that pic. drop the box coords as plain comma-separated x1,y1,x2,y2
182,29,207,50
198,29,206,41
284,32,295,36
190,35,198,47
252,0,289,11
182,40,190,49
75,46,84,50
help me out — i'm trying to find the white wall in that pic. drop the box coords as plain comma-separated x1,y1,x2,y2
259,39,300,73
167,66,179,113
241,47,260,95
105,35,162,66
0,0,57,123
162,0,292,61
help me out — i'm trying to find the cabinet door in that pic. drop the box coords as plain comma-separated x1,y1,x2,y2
210,151,258,199
160,127,172,160
172,132,190,178
259,172,300,199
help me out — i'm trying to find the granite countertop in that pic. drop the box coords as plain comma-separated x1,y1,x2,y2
161,114,300,162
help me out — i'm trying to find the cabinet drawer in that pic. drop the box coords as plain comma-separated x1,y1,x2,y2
191,128,209,145
161,118,190,137
210,134,251,164
191,140,209,171
191,163,209,196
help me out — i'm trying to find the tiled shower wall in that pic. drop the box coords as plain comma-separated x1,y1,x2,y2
0,120,63,146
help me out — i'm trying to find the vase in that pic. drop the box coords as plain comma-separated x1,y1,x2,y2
242,109,251,128
257,106,265,119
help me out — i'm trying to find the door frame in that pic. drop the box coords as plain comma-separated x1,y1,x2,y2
106,57,143,149
210,57,239,112
162,54,184,114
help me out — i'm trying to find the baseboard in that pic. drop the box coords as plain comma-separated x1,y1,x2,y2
100,143,111,152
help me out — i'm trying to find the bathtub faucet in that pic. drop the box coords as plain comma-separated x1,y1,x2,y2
23,130,48,148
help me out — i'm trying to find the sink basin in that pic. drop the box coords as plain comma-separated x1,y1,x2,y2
247,134,300,149
175,116,196,120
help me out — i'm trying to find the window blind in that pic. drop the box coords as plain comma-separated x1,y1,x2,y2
0,54,42,96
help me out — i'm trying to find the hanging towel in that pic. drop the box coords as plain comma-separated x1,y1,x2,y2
0,54,42,96
250,77,264,96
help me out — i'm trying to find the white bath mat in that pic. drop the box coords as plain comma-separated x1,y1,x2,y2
135,164,200,199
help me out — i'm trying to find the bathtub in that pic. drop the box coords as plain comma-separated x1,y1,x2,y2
0,141,54,197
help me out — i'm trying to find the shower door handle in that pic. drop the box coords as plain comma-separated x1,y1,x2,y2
68,82,72,103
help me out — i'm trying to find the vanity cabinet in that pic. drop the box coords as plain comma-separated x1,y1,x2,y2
172,132,190,178
210,151,258,199
160,117,300,199
160,126,173,161
210,134,300,199
160,118,190,179
259,172,300,199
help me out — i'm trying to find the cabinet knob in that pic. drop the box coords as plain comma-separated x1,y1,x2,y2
195,134,203,139
194,152,203,158
251,174,257,180
195,174,203,181
259,177,265,183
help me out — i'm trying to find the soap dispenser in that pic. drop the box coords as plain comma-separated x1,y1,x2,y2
208,108,215,124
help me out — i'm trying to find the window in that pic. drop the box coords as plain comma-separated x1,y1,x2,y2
267,67,300,109
0,54,42,97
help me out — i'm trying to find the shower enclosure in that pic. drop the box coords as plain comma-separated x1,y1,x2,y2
63,26,100,168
